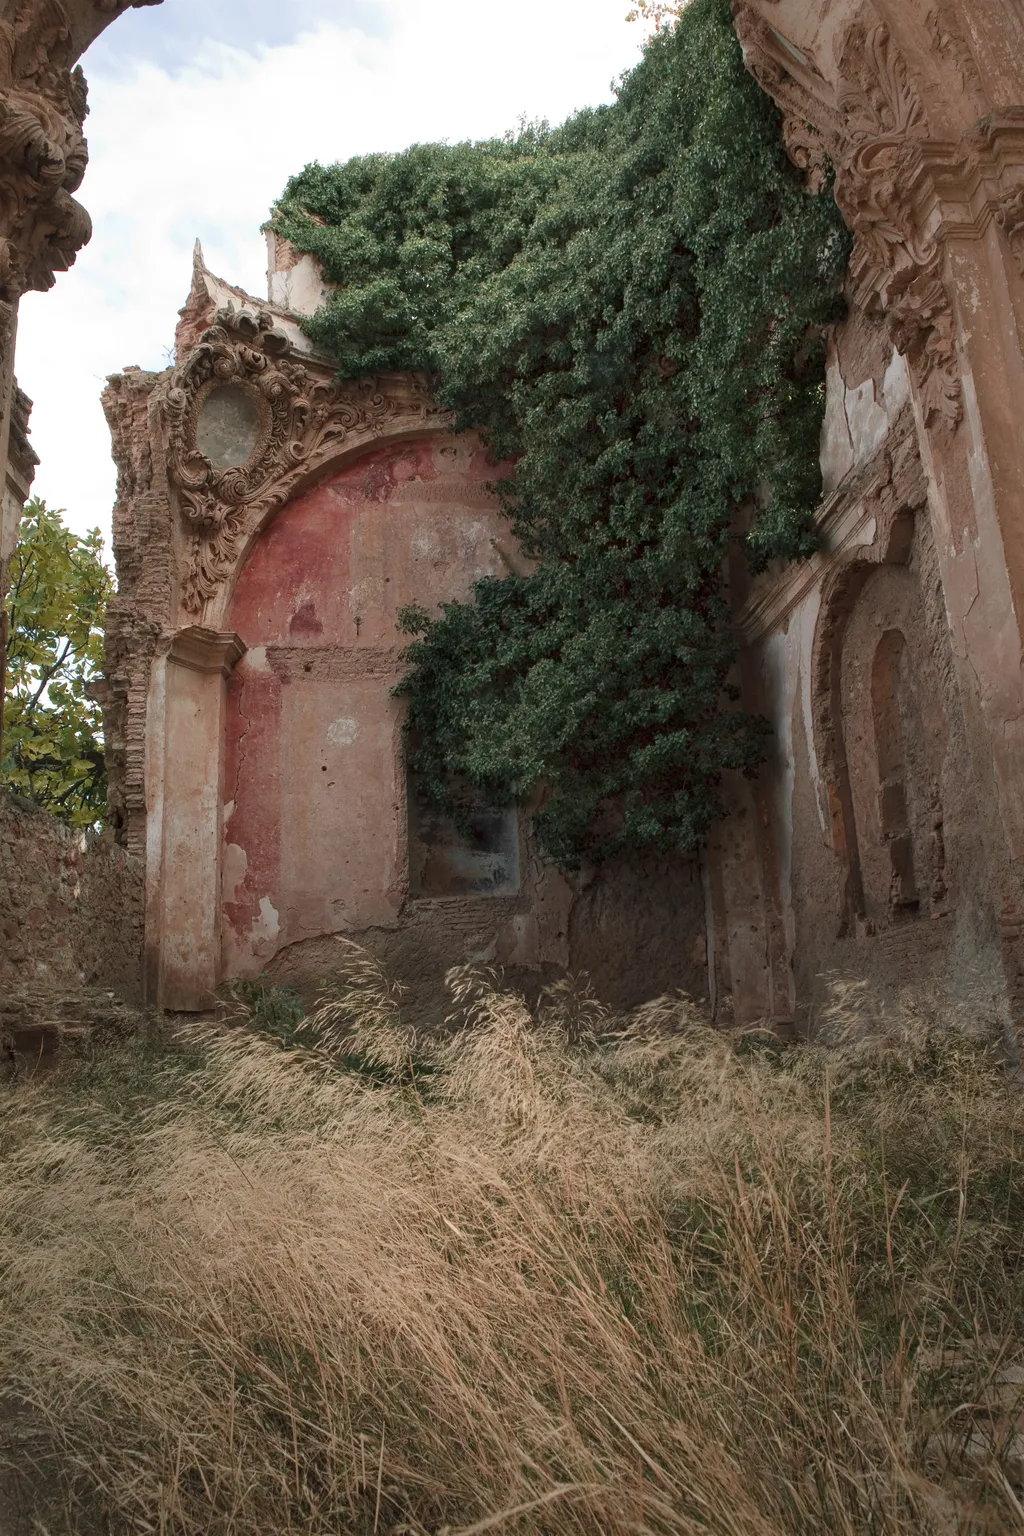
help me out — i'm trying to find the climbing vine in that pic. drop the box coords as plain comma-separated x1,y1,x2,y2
271,0,850,866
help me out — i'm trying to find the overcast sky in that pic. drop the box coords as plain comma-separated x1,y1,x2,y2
16,0,647,546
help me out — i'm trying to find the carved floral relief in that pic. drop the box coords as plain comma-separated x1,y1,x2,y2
165,307,449,614
731,3,969,433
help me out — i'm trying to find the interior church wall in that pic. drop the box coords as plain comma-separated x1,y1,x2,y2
102,254,708,1014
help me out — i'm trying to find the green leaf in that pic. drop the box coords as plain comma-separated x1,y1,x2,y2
2,498,112,828
271,0,850,865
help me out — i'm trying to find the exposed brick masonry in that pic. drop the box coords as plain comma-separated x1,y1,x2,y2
0,791,143,999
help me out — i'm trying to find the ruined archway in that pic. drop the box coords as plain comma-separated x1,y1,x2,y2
0,0,165,757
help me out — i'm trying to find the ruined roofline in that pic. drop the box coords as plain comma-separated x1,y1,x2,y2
174,239,335,369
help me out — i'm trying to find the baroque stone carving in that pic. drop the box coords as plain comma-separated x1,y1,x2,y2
781,115,828,194
0,75,89,298
997,184,1024,277
166,307,448,614
831,23,961,430
731,5,963,433
0,0,161,299
835,22,926,142
732,4,843,146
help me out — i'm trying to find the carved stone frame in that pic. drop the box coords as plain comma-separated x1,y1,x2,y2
730,4,1024,438
164,306,451,617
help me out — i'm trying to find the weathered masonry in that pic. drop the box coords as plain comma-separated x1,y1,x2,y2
103,247,705,1013
99,0,1024,1039
707,0,1024,1036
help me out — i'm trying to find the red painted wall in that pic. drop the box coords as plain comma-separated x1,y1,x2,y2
221,434,513,978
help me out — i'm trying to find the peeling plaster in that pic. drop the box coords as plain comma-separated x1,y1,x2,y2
327,716,359,747
252,895,281,951
845,380,889,467
881,350,910,416
820,357,855,493
222,840,248,907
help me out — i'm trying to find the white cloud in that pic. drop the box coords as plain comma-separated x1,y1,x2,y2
15,0,645,546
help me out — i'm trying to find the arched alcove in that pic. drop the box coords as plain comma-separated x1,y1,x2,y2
819,561,949,934
218,430,515,981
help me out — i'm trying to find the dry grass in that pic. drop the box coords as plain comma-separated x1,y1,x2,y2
2,951,1024,1535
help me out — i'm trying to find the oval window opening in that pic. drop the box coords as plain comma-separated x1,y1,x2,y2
196,384,261,471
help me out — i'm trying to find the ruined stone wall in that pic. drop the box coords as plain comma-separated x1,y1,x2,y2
705,0,1024,1043
212,425,708,1012
709,299,1014,1035
0,790,143,998
103,255,708,1015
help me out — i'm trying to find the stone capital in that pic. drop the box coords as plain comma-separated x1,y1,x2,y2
167,625,246,678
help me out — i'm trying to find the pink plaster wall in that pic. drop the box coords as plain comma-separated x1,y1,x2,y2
221,434,514,979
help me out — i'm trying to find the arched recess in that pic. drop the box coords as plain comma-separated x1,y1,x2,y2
217,428,515,984
201,416,457,634
809,505,950,937
144,305,524,1007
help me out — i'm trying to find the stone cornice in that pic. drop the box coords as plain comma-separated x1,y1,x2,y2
167,625,246,678
736,460,891,646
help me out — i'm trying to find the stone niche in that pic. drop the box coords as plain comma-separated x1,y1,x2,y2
839,565,949,933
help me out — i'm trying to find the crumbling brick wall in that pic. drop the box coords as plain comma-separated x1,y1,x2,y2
0,790,143,997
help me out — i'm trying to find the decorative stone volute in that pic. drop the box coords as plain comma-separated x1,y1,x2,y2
164,305,450,616
0,0,162,302
730,0,1024,436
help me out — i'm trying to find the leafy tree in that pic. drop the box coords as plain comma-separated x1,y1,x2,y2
272,0,850,866
2,498,111,827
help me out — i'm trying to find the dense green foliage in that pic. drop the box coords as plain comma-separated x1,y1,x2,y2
1,499,111,826
273,0,850,864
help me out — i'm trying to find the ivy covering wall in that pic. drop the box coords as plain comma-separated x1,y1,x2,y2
271,0,850,866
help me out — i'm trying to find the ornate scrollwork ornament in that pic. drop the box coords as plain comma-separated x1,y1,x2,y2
733,7,964,435
166,307,448,614
781,116,828,194
997,185,1024,279
831,23,964,431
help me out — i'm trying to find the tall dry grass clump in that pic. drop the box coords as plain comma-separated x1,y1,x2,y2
2,952,1024,1534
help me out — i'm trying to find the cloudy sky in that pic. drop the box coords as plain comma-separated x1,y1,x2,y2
16,0,647,546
